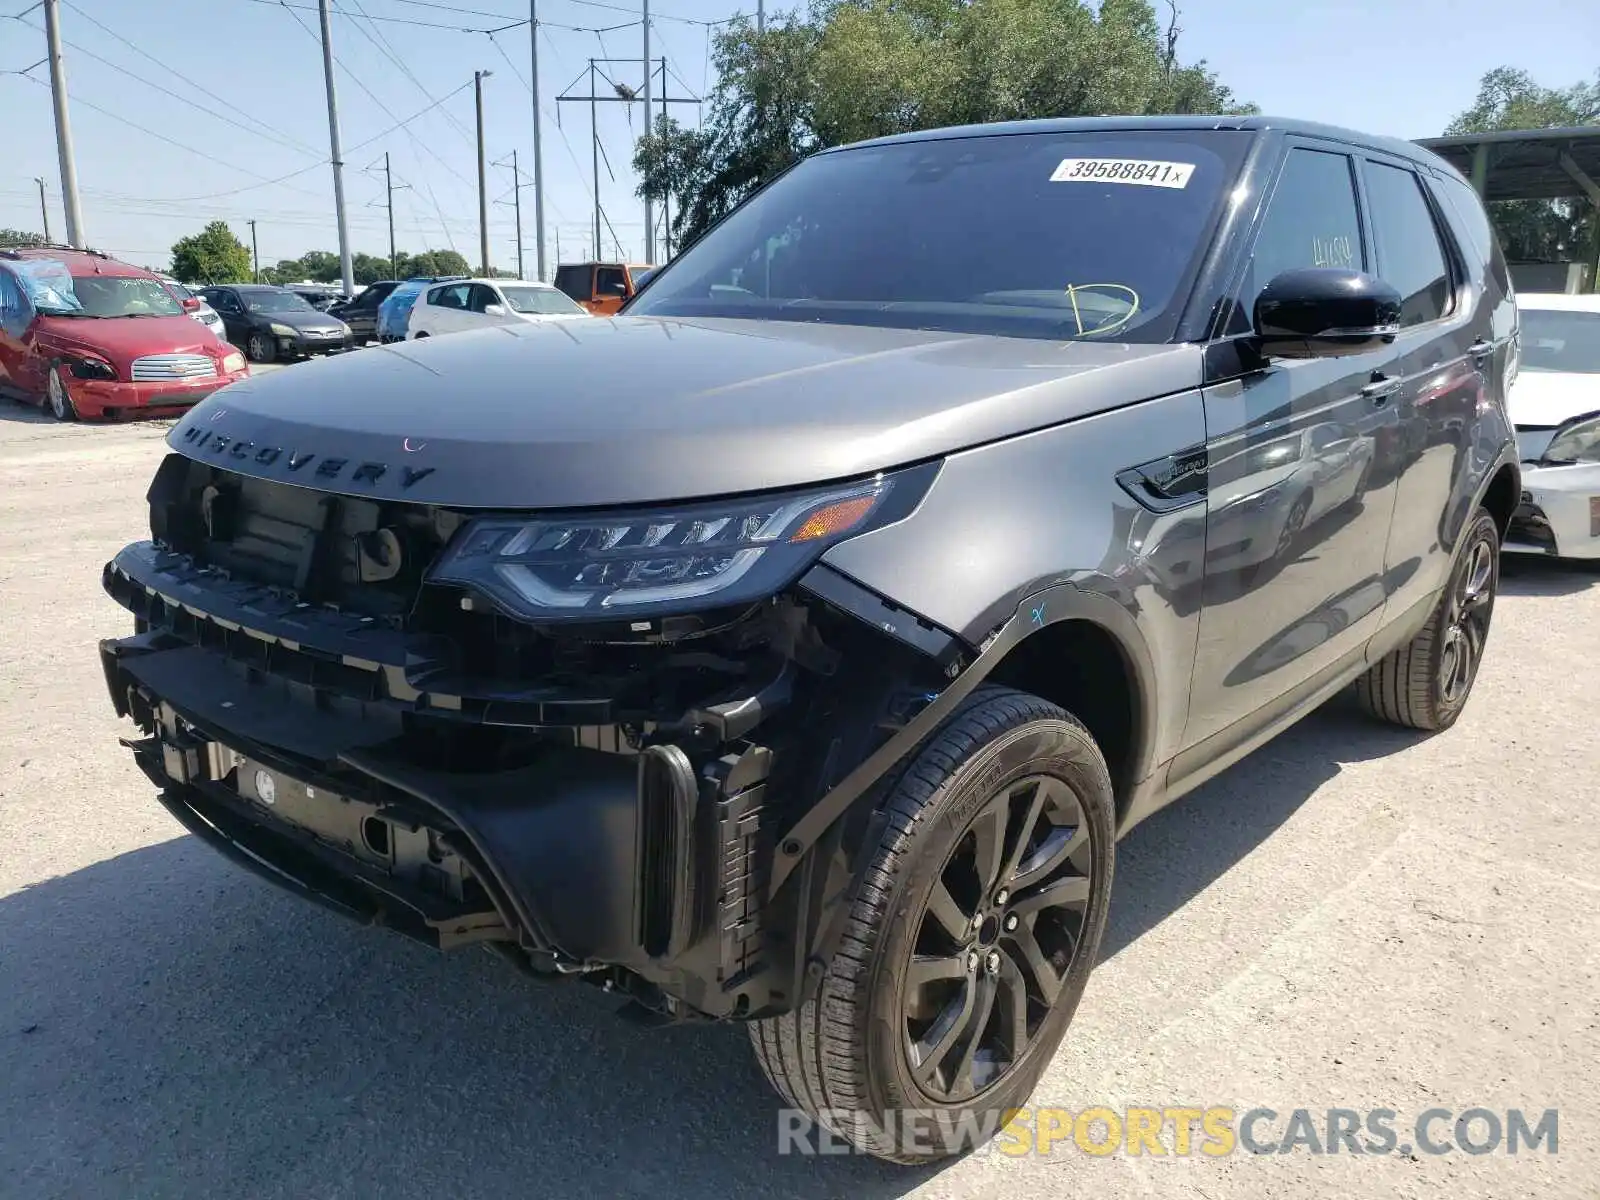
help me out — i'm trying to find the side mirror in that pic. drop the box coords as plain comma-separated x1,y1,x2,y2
180,297,201,313
483,303,506,316
1254,268,1402,360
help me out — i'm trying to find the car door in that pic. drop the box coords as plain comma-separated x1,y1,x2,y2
466,283,504,329
206,289,247,345
1355,154,1487,634
1182,142,1403,754
424,282,471,335
0,266,37,397
593,266,627,315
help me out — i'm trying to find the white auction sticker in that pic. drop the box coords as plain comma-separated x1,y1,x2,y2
1050,158,1196,188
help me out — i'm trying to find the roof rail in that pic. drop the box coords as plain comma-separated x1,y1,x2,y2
0,242,111,260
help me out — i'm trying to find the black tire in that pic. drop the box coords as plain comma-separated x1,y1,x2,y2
46,365,77,421
1277,492,1311,556
1356,508,1499,731
245,331,277,364
749,687,1116,1163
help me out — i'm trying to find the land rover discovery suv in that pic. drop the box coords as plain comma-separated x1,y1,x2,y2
99,116,1519,1162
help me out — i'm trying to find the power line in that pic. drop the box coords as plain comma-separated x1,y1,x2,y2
230,0,515,33
342,0,476,144
11,72,325,195
58,0,324,158
387,0,735,27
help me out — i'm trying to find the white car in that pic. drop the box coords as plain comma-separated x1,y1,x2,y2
1505,292,1600,560
161,278,228,343
406,278,589,339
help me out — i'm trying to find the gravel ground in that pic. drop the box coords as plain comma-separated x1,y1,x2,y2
1,392,1597,1200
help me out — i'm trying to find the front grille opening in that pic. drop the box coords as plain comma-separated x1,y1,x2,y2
148,454,459,620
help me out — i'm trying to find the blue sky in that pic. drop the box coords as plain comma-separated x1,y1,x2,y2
1,0,1595,274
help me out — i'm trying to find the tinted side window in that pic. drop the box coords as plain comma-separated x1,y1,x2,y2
553,265,590,300
469,284,498,312
596,267,627,296
1434,172,1512,296
0,268,29,335
430,283,471,308
1364,161,1452,326
1242,148,1365,309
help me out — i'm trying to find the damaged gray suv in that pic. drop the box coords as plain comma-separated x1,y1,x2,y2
100,116,1518,1162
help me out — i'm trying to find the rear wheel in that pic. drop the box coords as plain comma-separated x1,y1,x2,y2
246,331,276,364
46,366,77,421
1357,508,1499,731
749,687,1115,1163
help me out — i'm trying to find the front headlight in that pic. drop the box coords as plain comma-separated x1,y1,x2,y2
221,351,246,373
1542,412,1600,465
269,322,299,337
428,465,937,621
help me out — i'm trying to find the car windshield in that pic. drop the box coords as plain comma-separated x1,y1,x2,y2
499,285,585,315
244,290,316,314
628,129,1249,341
1520,308,1600,374
62,275,185,318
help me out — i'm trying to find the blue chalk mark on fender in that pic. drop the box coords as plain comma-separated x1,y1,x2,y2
1030,604,1046,627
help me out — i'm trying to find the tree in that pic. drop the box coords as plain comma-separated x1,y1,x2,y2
1445,67,1600,263
0,229,47,249
170,221,253,284
396,249,471,278
351,252,393,285
635,0,1254,247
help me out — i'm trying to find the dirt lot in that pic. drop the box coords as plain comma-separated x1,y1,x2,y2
1,398,1597,1200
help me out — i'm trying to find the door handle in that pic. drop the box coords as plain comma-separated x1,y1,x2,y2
1360,375,1401,404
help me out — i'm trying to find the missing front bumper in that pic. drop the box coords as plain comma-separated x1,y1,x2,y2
100,634,783,1017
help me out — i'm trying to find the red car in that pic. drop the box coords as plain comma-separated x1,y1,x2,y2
0,246,249,420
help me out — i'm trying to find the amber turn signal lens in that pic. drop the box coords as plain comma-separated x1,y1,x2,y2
788,494,878,543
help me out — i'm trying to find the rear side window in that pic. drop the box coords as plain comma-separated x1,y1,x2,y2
429,283,471,308
1363,161,1453,326
553,265,591,301
0,268,29,335
1433,171,1512,296
1242,148,1365,305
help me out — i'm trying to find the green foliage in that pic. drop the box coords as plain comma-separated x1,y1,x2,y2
1445,67,1600,263
634,0,1254,247
169,221,253,285
0,229,47,249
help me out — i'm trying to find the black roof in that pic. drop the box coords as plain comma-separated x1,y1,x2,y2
839,114,1451,172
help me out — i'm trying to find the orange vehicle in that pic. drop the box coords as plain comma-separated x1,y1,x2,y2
551,261,655,315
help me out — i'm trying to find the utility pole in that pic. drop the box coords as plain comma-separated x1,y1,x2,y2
496,150,525,279
529,0,547,280
383,152,397,280
642,0,653,263
659,57,670,260
247,219,260,282
758,0,764,33
42,0,84,246
34,178,51,243
590,60,600,260
475,69,492,276
316,0,355,297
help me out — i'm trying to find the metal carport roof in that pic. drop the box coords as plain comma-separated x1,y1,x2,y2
1416,126,1600,204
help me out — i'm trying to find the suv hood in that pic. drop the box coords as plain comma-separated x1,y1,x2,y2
168,316,1200,508
36,313,220,366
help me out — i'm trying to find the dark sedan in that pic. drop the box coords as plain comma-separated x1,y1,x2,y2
198,284,352,363
328,279,401,345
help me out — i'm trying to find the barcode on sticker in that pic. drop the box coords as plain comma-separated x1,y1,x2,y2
1050,158,1195,188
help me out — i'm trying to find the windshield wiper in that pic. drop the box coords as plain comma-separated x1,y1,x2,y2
39,309,99,318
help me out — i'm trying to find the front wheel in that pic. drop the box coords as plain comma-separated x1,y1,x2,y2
46,365,77,421
1356,508,1500,731
245,331,276,364
749,687,1115,1163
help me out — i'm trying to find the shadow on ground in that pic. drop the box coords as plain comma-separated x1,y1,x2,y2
1500,554,1599,597
0,697,1429,1198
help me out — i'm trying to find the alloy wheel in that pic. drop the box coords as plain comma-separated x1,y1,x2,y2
1439,534,1495,706
47,368,73,420
903,774,1095,1102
